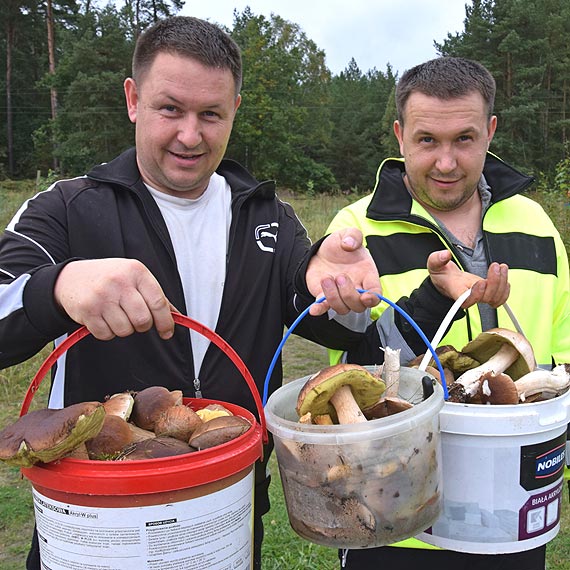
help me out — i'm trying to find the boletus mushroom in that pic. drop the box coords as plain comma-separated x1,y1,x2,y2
450,328,536,402
296,363,386,424
85,414,139,460
154,405,203,442
470,371,519,405
363,347,413,418
0,402,105,468
189,415,251,450
515,363,570,402
118,435,194,460
130,386,183,431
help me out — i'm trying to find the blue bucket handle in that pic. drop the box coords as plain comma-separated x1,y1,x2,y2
262,290,448,406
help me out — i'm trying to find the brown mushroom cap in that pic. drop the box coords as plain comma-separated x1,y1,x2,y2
154,405,203,442
118,436,193,460
461,328,536,380
189,415,251,450
0,402,105,467
130,386,183,431
85,414,134,459
363,396,414,419
474,371,519,405
296,364,386,422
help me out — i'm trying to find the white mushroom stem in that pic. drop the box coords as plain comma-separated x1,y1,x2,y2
330,385,368,423
515,364,570,402
455,343,520,396
382,347,401,398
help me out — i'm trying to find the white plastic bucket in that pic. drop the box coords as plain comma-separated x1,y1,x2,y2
417,392,570,553
265,367,445,548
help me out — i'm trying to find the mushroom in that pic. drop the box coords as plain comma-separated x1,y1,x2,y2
130,386,183,431
382,347,401,398
0,402,105,468
471,371,519,405
154,405,203,442
515,364,570,402
195,404,233,422
407,345,480,378
364,348,414,418
189,415,251,450
85,414,136,459
296,363,386,424
118,436,194,460
363,397,413,419
452,328,536,400
84,414,156,460
103,392,135,421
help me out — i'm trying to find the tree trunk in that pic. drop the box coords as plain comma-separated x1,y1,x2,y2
5,20,15,176
46,0,59,170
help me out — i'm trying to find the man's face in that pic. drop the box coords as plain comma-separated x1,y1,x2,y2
393,91,497,212
124,52,241,198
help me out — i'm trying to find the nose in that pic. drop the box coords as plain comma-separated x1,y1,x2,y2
435,145,457,174
177,114,202,148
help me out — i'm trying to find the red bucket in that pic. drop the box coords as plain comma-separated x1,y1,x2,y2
19,312,266,570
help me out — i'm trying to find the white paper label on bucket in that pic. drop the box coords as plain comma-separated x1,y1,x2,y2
32,471,254,570
418,429,566,554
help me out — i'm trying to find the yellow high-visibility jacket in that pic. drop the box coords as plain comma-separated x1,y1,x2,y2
327,154,570,548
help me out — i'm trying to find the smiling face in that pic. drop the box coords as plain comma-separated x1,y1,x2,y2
393,91,497,213
124,52,241,198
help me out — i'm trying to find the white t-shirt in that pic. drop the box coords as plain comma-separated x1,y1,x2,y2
146,174,232,374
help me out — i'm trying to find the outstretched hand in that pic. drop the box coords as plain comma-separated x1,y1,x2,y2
305,228,382,316
427,250,510,308
54,258,176,340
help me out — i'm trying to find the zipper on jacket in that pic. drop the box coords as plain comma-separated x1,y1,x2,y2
193,377,202,398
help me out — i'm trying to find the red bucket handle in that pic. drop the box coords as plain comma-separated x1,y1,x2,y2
20,312,268,444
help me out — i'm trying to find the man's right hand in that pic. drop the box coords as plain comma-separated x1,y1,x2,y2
427,250,510,309
54,259,175,340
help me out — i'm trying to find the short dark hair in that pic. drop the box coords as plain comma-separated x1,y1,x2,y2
396,57,496,125
132,16,242,96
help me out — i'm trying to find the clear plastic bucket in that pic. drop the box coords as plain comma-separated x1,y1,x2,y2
265,366,444,548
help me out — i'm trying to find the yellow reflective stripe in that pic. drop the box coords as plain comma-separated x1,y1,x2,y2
389,537,442,550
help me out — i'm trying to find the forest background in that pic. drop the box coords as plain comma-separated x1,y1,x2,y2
2,0,570,195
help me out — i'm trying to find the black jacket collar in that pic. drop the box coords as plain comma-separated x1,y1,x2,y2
86,147,276,199
366,153,535,221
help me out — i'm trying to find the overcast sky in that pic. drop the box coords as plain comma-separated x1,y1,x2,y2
181,1,473,76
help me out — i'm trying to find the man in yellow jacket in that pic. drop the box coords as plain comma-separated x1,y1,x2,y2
327,57,570,570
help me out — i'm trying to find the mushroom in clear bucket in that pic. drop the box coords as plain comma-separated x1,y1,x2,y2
296,363,386,424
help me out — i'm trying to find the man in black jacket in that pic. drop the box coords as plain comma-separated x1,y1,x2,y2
0,17,508,570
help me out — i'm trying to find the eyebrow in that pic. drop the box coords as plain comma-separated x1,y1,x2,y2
413,126,478,138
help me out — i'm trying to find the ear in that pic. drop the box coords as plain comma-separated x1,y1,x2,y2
487,115,498,146
393,120,405,156
124,78,138,124
234,93,242,114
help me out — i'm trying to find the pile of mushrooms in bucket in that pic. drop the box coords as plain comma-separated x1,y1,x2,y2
0,386,252,468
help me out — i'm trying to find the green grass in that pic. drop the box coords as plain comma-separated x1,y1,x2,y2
1,181,570,569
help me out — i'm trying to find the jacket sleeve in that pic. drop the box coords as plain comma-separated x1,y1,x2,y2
553,229,570,364
0,185,79,368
